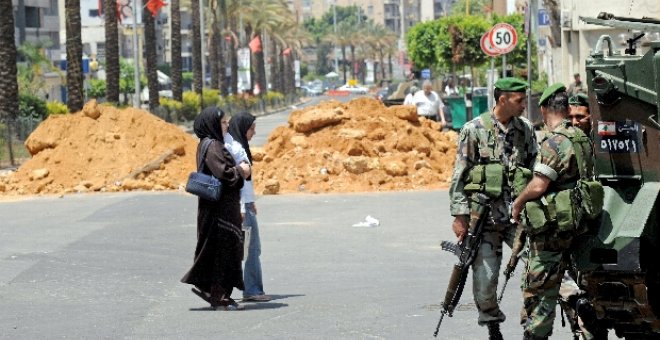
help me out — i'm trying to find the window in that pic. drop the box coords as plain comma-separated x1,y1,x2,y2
25,6,41,28
89,9,99,17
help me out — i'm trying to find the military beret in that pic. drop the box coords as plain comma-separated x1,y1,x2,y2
569,93,589,107
494,77,528,92
539,83,566,107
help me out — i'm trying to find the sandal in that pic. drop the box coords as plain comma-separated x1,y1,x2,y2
217,298,245,311
191,287,218,308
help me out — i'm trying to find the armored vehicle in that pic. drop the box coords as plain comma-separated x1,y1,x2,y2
571,13,660,339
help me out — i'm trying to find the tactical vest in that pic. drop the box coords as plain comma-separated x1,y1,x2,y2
523,125,604,235
463,112,533,198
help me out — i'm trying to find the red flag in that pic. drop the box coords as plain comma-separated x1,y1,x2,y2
249,36,262,53
282,47,291,56
146,0,166,17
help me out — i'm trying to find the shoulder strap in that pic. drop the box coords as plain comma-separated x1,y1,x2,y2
197,138,214,172
548,127,593,180
478,112,499,161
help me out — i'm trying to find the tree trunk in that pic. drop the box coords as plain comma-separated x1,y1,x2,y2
65,0,84,112
104,0,119,104
171,0,182,101
0,0,19,165
191,0,203,95
253,33,267,96
143,2,159,111
209,18,219,90
388,53,393,80
350,45,356,80
269,39,279,93
341,46,347,84
217,0,227,95
229,16,238,95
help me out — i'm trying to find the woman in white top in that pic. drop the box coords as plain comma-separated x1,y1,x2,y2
228,112,271,302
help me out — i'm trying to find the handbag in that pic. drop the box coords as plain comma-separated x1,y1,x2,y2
185,138,222,201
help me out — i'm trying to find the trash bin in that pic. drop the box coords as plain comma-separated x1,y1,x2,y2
445,96,466,130
473,95,489,116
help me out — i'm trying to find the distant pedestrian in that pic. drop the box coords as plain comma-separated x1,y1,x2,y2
229,112,271,302
444,79,459,96
181,106,252,311
567,73,587,96
403,86,419,105
413,80,447,127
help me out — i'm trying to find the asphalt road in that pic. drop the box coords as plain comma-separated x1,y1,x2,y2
0,95,580,339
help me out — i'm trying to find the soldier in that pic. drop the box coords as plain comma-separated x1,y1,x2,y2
449,77,537,340
568,93,591,134
511,83,594,340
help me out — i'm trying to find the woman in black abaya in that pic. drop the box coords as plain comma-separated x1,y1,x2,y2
181,107,251,310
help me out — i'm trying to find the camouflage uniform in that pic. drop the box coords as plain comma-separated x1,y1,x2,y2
449,112,537,326
522,120,593,338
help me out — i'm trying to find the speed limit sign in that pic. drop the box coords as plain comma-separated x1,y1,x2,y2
488,23,518,54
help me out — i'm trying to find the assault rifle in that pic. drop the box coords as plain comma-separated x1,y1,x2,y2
498,227,526,303
433,193,490,337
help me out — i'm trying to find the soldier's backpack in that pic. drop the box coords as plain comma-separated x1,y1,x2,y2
522,126,603,235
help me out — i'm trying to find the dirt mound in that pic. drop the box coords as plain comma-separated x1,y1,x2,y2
0,98,458,197
251,97,457,194
0,100,198,196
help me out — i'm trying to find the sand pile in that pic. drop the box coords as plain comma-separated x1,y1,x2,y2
251,97,457,194
0,100,198,196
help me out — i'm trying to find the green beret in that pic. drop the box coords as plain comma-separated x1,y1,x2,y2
539,83,566,107
569,93,589,107
494,77,528,92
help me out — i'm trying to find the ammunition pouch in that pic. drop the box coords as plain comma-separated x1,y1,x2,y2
576,180,604,221
522,189,578,235
463,163,504,198
511,167,533,196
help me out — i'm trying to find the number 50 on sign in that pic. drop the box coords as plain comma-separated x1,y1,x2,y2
488,23,518,54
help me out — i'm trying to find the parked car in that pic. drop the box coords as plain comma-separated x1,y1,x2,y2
337,84,369,94
300,85,324,96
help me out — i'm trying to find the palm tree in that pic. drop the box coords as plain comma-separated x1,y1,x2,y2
363,22,397,83
0,0,19,165
191,0,203,96
237,0,290,96
171,0,183,101
65,0,84,112
324,22,352,84
104,0,120,104
143,0,159,111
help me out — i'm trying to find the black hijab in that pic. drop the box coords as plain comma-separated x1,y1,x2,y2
228,111,256,163
193,106,225,142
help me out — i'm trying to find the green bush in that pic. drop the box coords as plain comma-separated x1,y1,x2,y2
18,93,47,119
87,79,106,99
202,89,221,107
264,91,284,106
159,97,183,122
181,91,200,121
46,101,68,115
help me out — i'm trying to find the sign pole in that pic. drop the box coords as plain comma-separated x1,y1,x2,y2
488,57,495,111
502,54,507,78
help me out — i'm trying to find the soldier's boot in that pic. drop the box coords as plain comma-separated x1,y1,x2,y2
487,322,503,340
